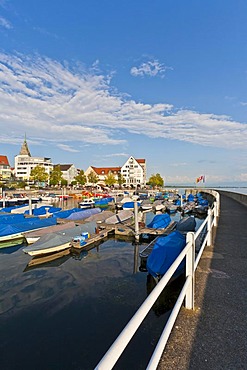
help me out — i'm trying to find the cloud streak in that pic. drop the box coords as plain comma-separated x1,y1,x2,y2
0,15,12,29
130,59,172,78
0,52,246,152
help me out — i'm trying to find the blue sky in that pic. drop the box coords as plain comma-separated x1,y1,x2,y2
0,0,247,185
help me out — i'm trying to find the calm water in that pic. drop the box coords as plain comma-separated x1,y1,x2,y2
0,203,204,370
214,187,247,196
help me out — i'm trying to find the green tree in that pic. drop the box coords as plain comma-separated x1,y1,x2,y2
148,173,164,188
30,165,48,186
49,165,63,186
74,170,86,186
61,178,68,187
87,171,99,185
105,173,116,187
17,180,28,189
117,173,125,188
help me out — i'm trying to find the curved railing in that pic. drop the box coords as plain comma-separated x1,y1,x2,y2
95,190,220,370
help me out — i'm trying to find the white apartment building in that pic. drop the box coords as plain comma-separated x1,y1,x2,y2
121,157,146,187
85,156,146,187
14,138,53,181
57,164,78,184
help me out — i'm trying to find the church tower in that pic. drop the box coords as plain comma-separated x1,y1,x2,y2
19,134,31,156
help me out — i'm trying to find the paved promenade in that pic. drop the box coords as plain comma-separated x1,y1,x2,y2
158,192,247,370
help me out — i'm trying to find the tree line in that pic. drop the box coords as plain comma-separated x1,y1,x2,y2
29,165,164,188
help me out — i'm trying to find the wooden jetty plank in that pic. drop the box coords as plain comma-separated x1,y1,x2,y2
70,227,115,251
139,220,177,236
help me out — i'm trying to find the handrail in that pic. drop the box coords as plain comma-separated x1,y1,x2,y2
95,190,219,370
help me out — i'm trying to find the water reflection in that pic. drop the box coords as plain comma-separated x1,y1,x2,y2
0,199,207,369
23,249,71,272
146,273,184,317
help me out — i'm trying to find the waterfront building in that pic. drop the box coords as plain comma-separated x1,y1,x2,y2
85,156,147,187
0,155,12,181
14,137,53,182
121,157,146,187
84,166,121,185
56,164,78,184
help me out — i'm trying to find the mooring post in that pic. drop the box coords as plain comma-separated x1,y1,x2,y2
207,208,213,246
2,190,6,208
28,194,32,215
134,200,139,242
185,231,195,309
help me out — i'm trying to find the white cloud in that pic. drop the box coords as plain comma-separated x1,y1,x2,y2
33,26,59,40
0,52,247,152
130,59,172,78
56,144,80,153
103,153,129,158
0,15,12,29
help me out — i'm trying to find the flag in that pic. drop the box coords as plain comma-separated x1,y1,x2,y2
196,175,205,183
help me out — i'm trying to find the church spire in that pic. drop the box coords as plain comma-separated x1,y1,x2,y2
19,134,31,156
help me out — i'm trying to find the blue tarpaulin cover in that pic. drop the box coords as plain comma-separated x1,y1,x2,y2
147,213,171,229
122,201,141,209
187,194,195,202
24,206,62,216
94,197,114,206
147,231,186,278
0,205,27,213
0,217,57,237
52,208,82,219
0,213,25,224
66,207,101,220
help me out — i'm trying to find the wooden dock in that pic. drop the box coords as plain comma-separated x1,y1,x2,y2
70,226,115,251
70,220,177,251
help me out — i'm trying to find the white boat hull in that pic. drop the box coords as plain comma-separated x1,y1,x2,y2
24,242,71,256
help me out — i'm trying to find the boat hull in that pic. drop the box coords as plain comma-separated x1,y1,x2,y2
24,242,71,256
0,234,25,248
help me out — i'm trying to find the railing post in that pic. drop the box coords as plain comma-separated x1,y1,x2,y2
185,232,195,309
213,201,218,227
207,208,213,246
134,200,139,242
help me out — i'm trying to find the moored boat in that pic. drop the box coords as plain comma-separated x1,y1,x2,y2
147,213,171,229
146,231,186,279
0,217,57,249
176,216,196,233
105,210,133,224
122,201,141,210
24,221,76,244
79,198,95,209
23,224,92,256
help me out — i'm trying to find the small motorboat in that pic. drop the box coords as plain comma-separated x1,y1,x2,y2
147,213,171,229
176,216,196,233
105,210,133,224
146,231,186,280
79,198,95,209
23,225,92,256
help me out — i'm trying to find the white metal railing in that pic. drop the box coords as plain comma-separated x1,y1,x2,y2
95,190,220,370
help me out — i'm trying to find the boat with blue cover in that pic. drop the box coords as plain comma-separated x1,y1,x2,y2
176,216,196,233
146,231,186,280
147,213,171,229
122,201,141,210
0,217,57,248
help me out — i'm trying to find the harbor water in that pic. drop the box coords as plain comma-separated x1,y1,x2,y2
0,200,205,370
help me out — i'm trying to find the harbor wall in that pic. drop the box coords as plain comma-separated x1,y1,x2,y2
217,190,247,207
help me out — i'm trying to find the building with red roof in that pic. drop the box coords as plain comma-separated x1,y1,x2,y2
0,155,12,180
85,156,146,187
